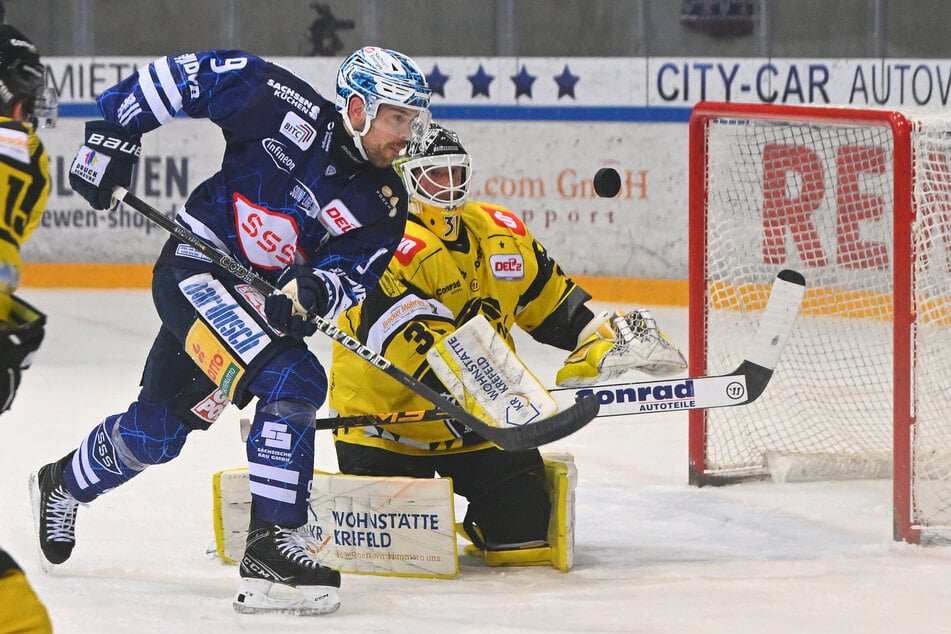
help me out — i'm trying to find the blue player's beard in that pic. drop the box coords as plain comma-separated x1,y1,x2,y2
364,140,405,168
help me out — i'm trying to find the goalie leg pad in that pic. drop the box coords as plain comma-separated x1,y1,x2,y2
543,453,577,572
213,468,458,578
463,473,550,550
450,447,550,549
463,453,577,571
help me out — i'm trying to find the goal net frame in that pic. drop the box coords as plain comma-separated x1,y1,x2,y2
686,101,951,544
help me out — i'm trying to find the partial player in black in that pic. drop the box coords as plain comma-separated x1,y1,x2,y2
0,24,57,414
30,46,431,616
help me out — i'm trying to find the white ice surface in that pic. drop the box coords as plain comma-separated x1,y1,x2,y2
1,289,949,634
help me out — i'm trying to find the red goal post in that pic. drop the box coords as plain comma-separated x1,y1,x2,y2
687,101,951,544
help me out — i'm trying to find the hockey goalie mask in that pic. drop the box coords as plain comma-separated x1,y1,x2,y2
397,123,472,241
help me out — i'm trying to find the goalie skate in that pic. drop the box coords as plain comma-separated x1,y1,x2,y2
233,519,341,616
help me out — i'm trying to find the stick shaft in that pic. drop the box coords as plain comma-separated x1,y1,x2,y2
113,187,598,450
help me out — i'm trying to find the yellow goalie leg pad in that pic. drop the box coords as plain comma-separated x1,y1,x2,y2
544,453,577,572
461,453,577,571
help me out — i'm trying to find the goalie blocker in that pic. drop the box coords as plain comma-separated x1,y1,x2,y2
212,453,577,576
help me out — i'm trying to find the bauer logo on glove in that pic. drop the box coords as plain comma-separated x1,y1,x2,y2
68,120,142,210
556,309,687,387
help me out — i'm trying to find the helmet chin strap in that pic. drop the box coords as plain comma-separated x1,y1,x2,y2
341,103,373,162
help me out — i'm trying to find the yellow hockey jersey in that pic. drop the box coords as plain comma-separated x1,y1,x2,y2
0,117,49,322
329,201,591,454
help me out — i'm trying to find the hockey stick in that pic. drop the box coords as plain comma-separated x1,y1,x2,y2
112,187,599,451
313,269,806,427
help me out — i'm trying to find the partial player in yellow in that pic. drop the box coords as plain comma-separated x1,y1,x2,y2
0,24,57,634
0,547,51,634
329,123,685,570
0,24,56,413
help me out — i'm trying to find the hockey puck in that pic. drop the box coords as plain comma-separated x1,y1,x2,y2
593,167,621,198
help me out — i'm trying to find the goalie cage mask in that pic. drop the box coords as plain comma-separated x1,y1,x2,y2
397,123,472,241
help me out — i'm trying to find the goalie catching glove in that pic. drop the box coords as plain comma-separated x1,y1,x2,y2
555,309,686,387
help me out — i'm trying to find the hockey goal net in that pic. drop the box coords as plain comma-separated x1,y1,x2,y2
687,101,951,543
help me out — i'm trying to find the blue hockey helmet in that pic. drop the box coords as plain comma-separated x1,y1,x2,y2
335,46,431,160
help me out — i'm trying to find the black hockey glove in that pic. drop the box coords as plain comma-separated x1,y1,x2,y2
0,296,46,414
69,120,142,210
264,266,332,339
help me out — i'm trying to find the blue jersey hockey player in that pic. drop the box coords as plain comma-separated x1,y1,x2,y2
29,46,430,616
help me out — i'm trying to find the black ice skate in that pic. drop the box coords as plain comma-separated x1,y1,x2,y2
233,519,341,615
29,452,81,572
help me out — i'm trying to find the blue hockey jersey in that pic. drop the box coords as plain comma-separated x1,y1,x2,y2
95,50,409,316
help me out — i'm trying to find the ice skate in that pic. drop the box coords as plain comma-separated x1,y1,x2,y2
233,519,341,616
29,453,81,572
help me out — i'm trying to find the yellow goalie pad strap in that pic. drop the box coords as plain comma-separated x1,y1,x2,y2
426,314,557,428
459,453,577,572
212,468,459,578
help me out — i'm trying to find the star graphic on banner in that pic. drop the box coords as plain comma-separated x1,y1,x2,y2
426,64,449,98
554,65,580,99
511,64,536,99
467,64,495,98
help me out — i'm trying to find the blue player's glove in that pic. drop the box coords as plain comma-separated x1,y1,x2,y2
264,266,332,339
68,120,141,210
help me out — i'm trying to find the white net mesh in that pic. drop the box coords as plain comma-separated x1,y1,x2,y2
909,116,951,531
692,106,951,540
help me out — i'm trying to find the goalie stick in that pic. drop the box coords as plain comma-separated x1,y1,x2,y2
312,269,806,427
112,187,599,451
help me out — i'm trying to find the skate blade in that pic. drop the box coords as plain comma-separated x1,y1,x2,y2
28,471,56,574
233,578,341,616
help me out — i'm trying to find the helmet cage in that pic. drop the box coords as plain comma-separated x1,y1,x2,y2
399,152,471,242
401,153,472,211
27,83,57,129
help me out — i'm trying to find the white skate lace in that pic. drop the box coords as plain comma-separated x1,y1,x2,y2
45,485,80,542
274,528,321,569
